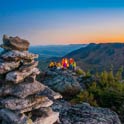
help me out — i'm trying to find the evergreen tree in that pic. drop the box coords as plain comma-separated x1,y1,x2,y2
115,66,123,81
107,69,114,85
100,70,108,85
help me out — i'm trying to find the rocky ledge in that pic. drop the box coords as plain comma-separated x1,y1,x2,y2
42,69,82,96
52,100,121,124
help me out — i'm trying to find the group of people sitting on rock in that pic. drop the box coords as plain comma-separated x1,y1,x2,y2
48,58,77,71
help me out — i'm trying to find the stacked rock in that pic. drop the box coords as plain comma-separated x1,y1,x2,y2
0,35,61,124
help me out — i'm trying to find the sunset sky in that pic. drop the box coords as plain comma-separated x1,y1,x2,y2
0,0,124,45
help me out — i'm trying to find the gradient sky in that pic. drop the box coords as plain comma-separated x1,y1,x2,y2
0,0,124,45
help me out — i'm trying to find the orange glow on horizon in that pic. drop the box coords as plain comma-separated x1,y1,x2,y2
62,34,123,44
27,27,124,45
67,36,124,44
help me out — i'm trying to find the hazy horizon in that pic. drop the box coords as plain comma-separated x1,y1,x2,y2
1,0,124,45
29,42,124,46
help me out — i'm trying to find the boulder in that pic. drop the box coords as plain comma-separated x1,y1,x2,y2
43,70,82,96
0,61,20,74
0,96,53,112
6,67,40,83
0,81,45,98
1,50,38,61
2,35,30,51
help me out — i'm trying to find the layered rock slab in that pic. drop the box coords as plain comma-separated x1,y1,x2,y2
1,34,30,51
0,80,45,98
0,96,53,112
6,67,40,84
0,61,20,74
1,50,38,61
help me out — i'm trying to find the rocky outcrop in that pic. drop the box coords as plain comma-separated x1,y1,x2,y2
0,35,62,124
52,100,121,124
43,69,82,96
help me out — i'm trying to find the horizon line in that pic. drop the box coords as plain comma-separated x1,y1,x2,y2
30,42,124,46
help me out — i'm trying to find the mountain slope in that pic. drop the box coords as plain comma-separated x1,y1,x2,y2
65,43,124,72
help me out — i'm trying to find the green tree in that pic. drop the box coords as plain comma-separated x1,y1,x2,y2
107,70,114,85
100,70,108,87
115,66,123,81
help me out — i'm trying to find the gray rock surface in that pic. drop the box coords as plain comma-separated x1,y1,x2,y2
52,100,121,124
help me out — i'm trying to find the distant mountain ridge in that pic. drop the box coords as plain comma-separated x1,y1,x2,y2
29,44,87,60
65,43,124,72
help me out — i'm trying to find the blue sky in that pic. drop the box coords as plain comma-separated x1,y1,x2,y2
0,0,124,45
